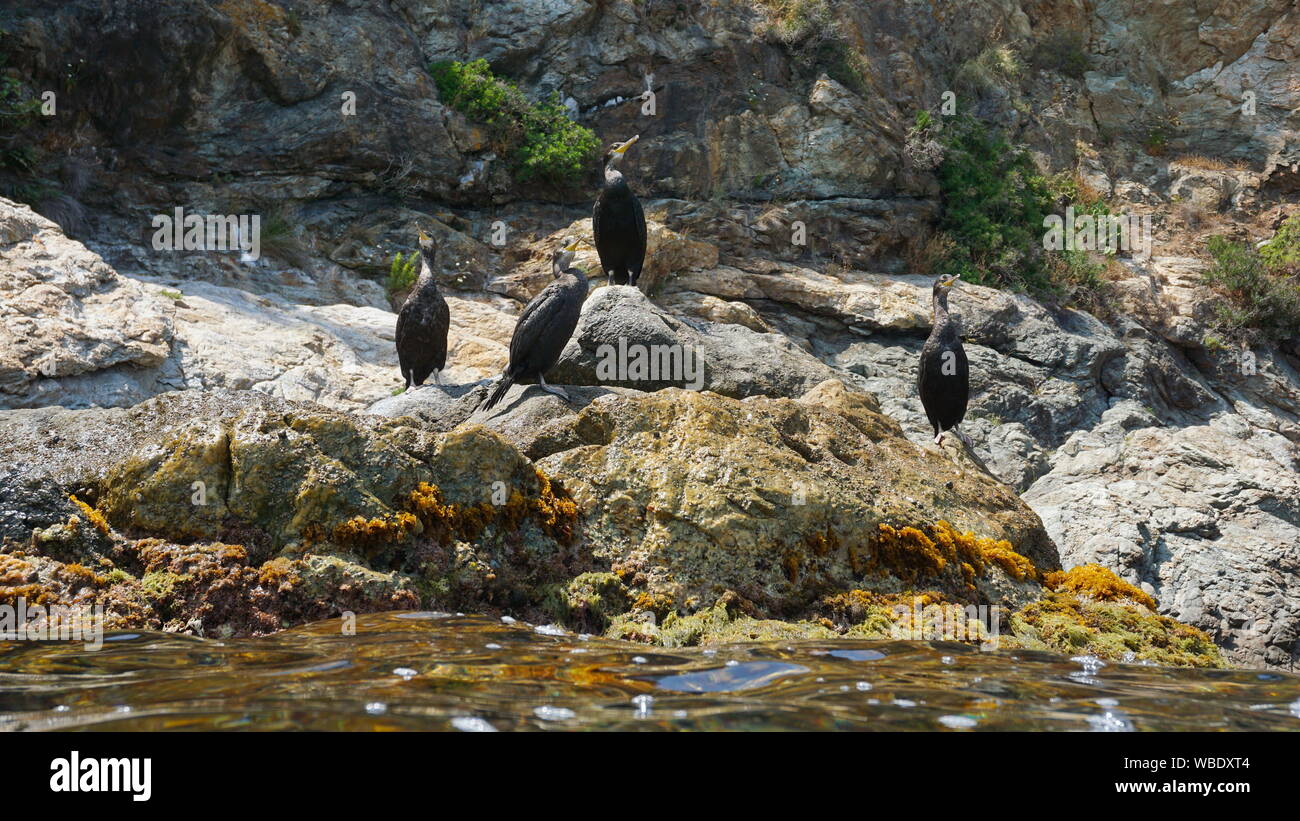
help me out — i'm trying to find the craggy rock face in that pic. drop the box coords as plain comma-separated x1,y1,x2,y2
0,389,586,634
535,383,1059,612
0,381,1048,628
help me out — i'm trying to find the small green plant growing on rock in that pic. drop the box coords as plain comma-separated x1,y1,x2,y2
953,45,1023,98
929,118,1120,310
429,59,599,186
752,0,831,43
1141,113,1181,157
387,251,418,295
1259,215,1300,273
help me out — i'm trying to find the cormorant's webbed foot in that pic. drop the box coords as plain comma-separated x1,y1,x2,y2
537,375,571,402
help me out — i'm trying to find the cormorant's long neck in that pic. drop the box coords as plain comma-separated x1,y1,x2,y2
417,251,438,288
933,290,951,328
604,165,624,186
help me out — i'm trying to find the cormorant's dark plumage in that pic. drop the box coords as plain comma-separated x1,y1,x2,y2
395,230,450,389
917,273,969,445
593,135,646,288
479,238,589,412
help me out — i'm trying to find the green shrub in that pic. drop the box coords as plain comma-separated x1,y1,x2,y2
388,251,418,295
953,46,1023,98
1141,113,1181,157
1045,170,1110,219
1259,215,1300,272
934,116,1053,290
0,27,50,207
752,0,831,43
752,1,868,95
1046,249,1116,315
430,59,599,186
1201,236,1300,343
929,117,1119,309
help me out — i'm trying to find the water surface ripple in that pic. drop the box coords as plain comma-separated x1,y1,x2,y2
2,613,1298,731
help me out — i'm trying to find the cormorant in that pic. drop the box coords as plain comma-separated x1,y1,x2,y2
395,229,450,389
593,135,646,287
478,237,589,412
917,273,970,445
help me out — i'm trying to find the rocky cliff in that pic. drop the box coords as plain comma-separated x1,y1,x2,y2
1,0,1296,667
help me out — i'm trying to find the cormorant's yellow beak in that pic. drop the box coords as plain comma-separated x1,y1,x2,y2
563,238,585,252
614,135,640,155
418,229,431,242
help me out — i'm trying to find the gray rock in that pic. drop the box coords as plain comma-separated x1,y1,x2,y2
1024,401,1300,670
549,285,842,400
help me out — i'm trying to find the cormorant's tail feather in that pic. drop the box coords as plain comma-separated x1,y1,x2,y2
479,375,514,412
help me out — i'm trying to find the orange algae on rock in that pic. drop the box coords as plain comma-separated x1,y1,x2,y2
1044,563,1157,610
331,512,420,551
529,469,578,544
69,494,110,537
870,524,948,581
401,472,577,546
867,520,1039,585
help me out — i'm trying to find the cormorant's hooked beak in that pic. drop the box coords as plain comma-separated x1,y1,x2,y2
563,238,585,252
613,135,639,155
939,273,960,289
418,228,431,242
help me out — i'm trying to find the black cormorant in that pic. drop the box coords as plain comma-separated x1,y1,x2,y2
478,237,589,412
593,135,646,287
917,273,969,445
395,229,451,389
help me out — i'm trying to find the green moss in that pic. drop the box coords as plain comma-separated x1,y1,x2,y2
953,46,1023,98
140,570,189,602
609,603,839,647
544,572,630,632
104,568,132,585
1010,592,1223,668
429,59,600,186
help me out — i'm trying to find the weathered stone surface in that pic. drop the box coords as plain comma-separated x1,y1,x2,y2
534,382,1057,616
1025,401,1300,670
0,201,172,408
